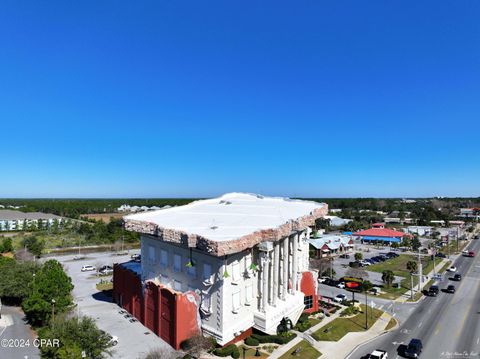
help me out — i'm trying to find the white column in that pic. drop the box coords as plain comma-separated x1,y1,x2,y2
292,234,298,292
282,237,289,299
262,254,269,312
272,243,279,306
258,256,264,311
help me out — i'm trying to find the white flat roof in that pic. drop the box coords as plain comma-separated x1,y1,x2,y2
125,193,326,242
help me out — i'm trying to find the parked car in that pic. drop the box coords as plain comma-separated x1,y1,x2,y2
333,294,347,303
131,254,141,262
318,277,330,283
337,282,346,289
99,265,113,271
349,261,361,268
101,331,118,346
428,285,439,297
359,260,371,266
447,266,457,272
323,278,336,286
100,268,113,275
369,257,381,263
81,265,96,272
462,249,469,255
339,253,350,259
446,285,455,293
367,349,388,359
435,253,447,258
404,338,423,358
388,252,399,258
467,251,475,257
452,274,462,281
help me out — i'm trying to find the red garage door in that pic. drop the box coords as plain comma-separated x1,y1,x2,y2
160,289,175,345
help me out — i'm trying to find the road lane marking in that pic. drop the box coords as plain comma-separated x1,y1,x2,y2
434,324,441,335
418,321,423,328
477,337,479,345
456,303,472,338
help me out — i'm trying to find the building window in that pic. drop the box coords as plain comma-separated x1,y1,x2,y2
232,290,241,313
160,249,168,267
203,263,212,282
245,283,253,304
232,261,240,283
304,295,313,310
187,260,197,277
148,245,156,262
173,254,181,272
174,280,182,292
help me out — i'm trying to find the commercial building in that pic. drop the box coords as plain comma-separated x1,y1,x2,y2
0,210,63,231
308,234,354,258
353,227,407,243
113,193,328,349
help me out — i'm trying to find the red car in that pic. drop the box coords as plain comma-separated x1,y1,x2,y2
468,251,475,257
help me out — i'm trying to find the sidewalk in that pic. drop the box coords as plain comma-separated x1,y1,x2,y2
269,308,345,359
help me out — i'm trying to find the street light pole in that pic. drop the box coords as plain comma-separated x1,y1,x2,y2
51,299,56,322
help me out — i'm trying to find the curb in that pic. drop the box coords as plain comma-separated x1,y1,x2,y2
343,330,391,359
343,314,398,359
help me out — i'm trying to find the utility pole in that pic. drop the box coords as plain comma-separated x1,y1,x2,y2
365,289,368,330
417,248,423,290
410,275,414,300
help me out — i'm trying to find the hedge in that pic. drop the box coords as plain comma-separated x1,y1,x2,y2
251,332,297,345
244,336,260,346
212,344,240,358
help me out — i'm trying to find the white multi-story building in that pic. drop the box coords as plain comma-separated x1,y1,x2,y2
114,193,328,348
0,210,63,231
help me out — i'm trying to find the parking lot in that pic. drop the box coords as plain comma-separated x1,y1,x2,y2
46,251,177,359
328,245,404,286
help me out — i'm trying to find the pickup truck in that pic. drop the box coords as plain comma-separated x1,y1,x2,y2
368,349,388,359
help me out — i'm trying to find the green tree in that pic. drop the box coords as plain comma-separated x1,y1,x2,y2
382,270,395,288
354,252,363,261
38,315,113,358
411,237,421,252
22,260,73,326
21,236,45,257
2,237,13,253
0,257,38,305
406,260,418,273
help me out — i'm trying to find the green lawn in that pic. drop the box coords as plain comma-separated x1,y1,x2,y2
238,346,269,359
278,340,321,359
385,317,397,331
367,254,435,299
439,260,452,273
312,305,383,342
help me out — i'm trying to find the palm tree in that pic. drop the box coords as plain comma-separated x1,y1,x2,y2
406,260,418,273
382,270,395,287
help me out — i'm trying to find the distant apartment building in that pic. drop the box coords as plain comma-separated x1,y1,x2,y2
0,210,63,231
113,193,328,349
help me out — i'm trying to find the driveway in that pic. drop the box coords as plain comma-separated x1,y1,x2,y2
48,251,177,359
0,306,40,359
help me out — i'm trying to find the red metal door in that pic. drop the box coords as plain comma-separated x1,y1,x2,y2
160,289,175,345
145,285,157,332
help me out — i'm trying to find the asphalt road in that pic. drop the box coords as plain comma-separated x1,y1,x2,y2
349,238,480,359
0,306,40,359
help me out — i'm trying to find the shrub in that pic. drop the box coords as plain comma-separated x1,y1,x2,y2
294,320,312,332
340,305,360,317
212,344,240,358
251,332,296,345
298,313,309,323
244,336,259,346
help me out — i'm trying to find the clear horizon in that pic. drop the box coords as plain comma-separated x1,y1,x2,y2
1,1,479,198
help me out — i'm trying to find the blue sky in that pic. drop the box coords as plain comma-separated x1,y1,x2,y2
1,1,479,198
